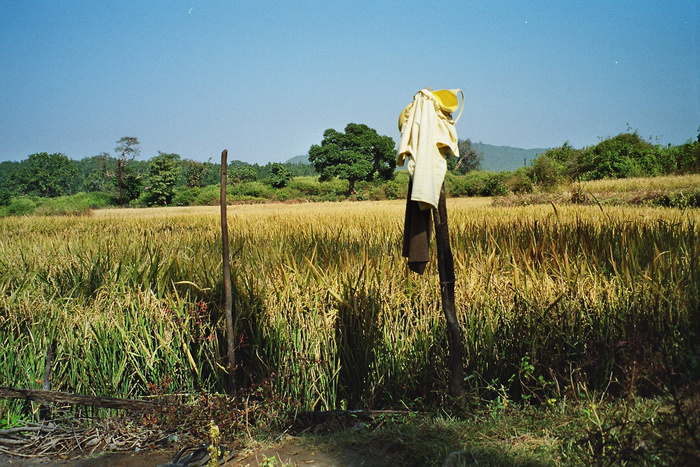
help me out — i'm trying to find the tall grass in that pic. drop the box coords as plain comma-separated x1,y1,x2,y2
1,200,698,421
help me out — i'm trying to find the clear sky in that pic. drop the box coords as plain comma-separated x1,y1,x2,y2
1,1,698,164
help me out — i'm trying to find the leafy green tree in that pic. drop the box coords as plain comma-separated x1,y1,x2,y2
267,163,293,188
15,152,78,197
308,123,396,194
0,188,11,206
182,159,210,188
144,152,181,206
77,153,116,193
115,137,141,207
0,161,21,196
448,139,483,174
229,163,258,183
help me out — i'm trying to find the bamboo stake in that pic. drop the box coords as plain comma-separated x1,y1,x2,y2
433,185,464,398
220,149,236,394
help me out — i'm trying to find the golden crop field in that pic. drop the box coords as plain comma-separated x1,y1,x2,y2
1,198,698,418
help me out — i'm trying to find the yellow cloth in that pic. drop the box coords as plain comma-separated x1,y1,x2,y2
397,88,459,210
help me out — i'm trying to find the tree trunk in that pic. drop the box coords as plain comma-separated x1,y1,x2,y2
118,159,124,208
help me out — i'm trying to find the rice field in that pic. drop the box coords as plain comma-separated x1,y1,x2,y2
1,197,698,421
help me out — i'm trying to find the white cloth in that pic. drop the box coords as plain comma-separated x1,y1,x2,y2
397,89,460,210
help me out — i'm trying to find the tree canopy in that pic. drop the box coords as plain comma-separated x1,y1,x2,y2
15,152,78,197
308,123,396,194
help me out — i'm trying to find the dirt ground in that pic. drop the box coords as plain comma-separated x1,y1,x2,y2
0,439,384,466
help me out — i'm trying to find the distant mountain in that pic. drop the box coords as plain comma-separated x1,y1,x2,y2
472,142,550,173
286,155,309,165
286,144,550,173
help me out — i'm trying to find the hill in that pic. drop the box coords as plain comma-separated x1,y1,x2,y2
471,142,549,172
286,155,309,165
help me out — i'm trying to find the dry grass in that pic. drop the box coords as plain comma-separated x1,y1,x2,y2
1,198,698,420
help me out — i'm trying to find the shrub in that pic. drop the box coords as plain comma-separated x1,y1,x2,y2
383,180,403,200
506,169,534,194
480,173,508,196
194,185,222,205
229,181,273,199
447,171,491,197
172,187,200,206
530,155,563,188
288,178,321,196
6,197,37,216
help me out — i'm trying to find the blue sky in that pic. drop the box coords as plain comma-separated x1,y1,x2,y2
1,1,698,164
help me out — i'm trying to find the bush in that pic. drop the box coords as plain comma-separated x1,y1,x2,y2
530,155,563,188
194,185,222,205
6,197,37,216
480,173,508,196
447,171,494,197
172,187,200,206
579,133,661,180
506,169,534,194
383,180,405,200
272,187,302,201
288,178,320,196
228,181,273,199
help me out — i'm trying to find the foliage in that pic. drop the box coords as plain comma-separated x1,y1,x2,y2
0,161,21,196
114,136,141,206
229,163,258,183
528,154,563,188
446,171,508,197
0,189,11,206
448,139,483,174
14,152,78,197
266,163,293,189
182,159,211,188
77,153,117,193
308,123,396,194
143,152,181,206
3,197,37,216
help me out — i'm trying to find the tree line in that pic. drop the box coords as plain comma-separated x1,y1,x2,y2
0,137,316,208
1,126,698,212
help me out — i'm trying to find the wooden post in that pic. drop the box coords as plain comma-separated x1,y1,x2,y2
220,150,236,394
433,186,464,398
39,342,52,421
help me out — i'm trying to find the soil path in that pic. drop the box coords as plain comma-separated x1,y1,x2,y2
0,440,383,466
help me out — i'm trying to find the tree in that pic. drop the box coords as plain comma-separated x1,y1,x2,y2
182,159,210,188
78,153,116,192
144,152,181,206
229,163,258,183
267,163,293,188
448,139,483,174
15,152,78,197
0,161,21,196
308,123,396,194
115,137,141,207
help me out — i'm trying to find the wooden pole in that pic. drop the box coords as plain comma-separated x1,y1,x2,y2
433,186,464,398
220,150,236,394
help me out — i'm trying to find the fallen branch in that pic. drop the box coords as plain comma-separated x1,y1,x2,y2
0,387,154,411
